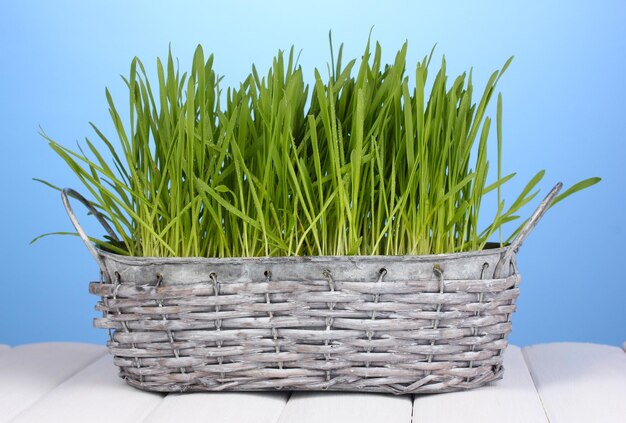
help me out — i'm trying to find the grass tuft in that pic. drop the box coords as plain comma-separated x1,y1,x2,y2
36,36,601,257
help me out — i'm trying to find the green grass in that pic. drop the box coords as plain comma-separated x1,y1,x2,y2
35,35,600,258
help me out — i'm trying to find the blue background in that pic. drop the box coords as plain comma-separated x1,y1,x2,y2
1,1,624,347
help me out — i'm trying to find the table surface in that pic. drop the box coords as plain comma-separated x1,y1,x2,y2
0,342,624,423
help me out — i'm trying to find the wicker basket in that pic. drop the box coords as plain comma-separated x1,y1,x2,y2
62,184,562,395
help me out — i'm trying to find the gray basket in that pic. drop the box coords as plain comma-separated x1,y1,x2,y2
62,184,562,395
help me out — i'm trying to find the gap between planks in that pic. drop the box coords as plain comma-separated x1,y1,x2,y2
8,354,165,423
276,391,413,423
412,345,549,423
142,390,290,423
7,352,290,423
522,342,626,423
0,343,107,423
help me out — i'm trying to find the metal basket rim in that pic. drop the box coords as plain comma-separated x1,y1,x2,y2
95,244,510,266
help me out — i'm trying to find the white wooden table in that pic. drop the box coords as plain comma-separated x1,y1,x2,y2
0,342,624,423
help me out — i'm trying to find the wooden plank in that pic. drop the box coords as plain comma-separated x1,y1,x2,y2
277,392,412,423
523,342,626,423
9,354,165,423
144,392,289,423
413,346,548,423
0,342,106,423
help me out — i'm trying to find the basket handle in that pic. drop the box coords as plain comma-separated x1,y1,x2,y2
61,188,120,273
494,182,563,277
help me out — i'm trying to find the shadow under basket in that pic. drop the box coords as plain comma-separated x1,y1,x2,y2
62,184,562,395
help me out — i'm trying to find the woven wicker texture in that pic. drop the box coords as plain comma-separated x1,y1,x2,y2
90,252,520,395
